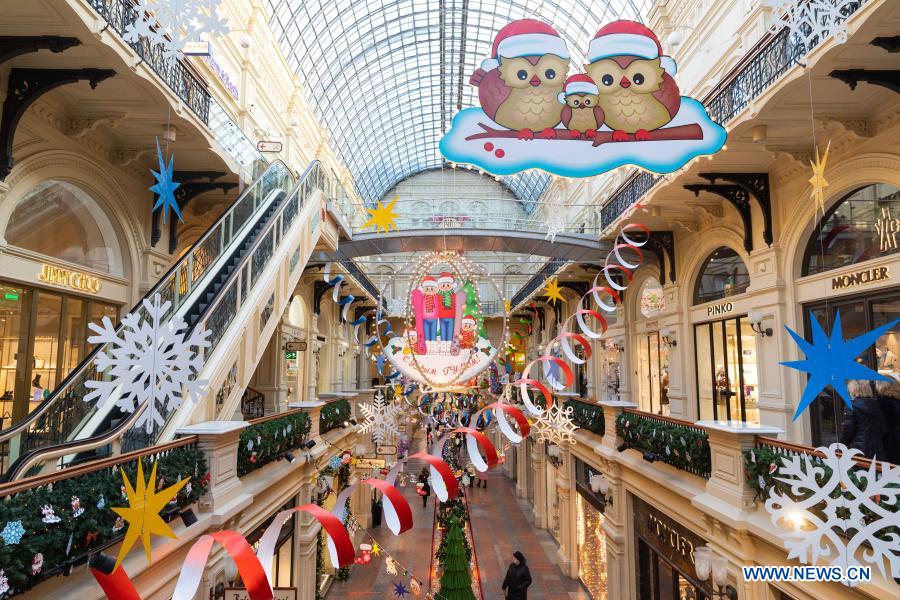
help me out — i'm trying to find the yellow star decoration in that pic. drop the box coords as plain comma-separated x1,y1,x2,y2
371,541,382,556
112,459,189,571
543,277,567,305
362,195,400,233
503,299,512,314
809,140,831,214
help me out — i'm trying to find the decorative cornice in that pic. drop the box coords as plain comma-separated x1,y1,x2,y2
64,112,125,138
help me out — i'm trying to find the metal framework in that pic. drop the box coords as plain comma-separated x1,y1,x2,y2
264,0,656,209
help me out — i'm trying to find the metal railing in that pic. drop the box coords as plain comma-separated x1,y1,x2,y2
510,258,566,308
88,0,210,122
599,0,867,228
0,161,297,477
352,214,602,237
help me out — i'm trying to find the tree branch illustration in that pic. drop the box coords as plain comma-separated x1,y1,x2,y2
464,122,704,146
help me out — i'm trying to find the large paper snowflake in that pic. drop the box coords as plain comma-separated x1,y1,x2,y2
765,0,855,47
544,211,567,243
124,0,229,61
358,392,403,445
764,442,900,582
85,294,211,433
533,404,578,445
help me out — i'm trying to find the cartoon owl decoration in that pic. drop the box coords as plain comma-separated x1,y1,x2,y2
557,74,605,139
584,20,681,141
469,19,569,140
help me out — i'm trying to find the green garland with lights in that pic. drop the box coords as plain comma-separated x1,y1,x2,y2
237,411,311,476
0,446,207,595
615,412,711,478
320,399,352,434
564,399,604,435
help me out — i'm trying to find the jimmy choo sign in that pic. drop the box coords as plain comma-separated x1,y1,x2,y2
831,266,889,290
38,264,102,294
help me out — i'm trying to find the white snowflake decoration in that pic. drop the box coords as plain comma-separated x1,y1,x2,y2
533,404,578,445
85,293,211,434
358,391,404,445
764,0,854,47
124,0,230,61
764,442,900,582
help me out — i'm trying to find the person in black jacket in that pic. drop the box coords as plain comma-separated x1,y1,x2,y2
417,467,431,508
502,551,532,599
876,378,900,464
840,380,887,460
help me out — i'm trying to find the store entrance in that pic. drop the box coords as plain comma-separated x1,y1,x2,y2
694,316,759,424
638,332,669,415
0,281,118,427
638,539,707,600
804,290,900,448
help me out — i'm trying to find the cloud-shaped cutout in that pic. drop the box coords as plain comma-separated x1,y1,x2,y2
439,97,726,177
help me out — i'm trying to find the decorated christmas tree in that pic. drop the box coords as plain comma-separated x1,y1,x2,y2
461,280,486,338
437,520,476,600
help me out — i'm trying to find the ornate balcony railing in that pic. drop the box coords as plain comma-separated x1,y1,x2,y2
511,257,566,308
237,409,311,477
564,398,605,436
616,409,712,479
319,399,352,435
88,0,211,123
599,0,867,228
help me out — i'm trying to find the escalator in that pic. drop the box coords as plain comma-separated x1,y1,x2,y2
0,160,335,480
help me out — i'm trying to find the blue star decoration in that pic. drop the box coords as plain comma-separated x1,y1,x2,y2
1,520,25,545
150,138,183,224
392,581,409,598
782,310,900,421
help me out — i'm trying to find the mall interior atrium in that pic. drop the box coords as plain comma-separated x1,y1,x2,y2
0,0,898,599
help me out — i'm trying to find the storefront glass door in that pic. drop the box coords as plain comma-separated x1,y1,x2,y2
694,317,759,424
638,332,669,415
805,291,900,451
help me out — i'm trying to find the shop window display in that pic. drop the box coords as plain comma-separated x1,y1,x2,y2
802,183,900,276
638,332,669,416
693,247,750,305
6,180,124,276
575,492,608,598
694,316,759,424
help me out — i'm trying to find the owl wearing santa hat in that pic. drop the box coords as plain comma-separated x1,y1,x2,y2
469,19,570,140
557,74,605,138
584,20,681,141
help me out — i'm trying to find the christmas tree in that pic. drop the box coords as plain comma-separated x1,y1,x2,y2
461,280,486,338
436,520,476,600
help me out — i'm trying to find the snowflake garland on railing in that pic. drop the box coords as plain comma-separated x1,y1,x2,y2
124,0,230,61
764,0,855,47
358,391,404,445
533,404,578,445
764,442,900,582
85,294,210,433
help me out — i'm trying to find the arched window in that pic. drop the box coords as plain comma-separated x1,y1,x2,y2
6,180,124,276
693,247,750,304
638,276,665,318
802,183,900,276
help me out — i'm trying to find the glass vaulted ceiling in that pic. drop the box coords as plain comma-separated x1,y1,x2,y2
264,0,657,211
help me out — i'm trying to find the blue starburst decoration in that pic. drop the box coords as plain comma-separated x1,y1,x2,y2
150,138,183,224
1,520,25,545
328,455,342,470
782,310,900,421
392,581,409,598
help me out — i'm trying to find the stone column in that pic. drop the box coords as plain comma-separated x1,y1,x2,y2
515,441,527,498
532,443,547,528
599,461,630,600
696,421,783,511
295,479,321,600
555,449,578,577
289,401,325,439
598,400,637,450
174,421,250,522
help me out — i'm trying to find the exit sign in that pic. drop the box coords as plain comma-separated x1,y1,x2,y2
3,291,18,301
284,351,297,360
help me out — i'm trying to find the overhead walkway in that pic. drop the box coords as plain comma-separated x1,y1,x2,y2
0,161,342,480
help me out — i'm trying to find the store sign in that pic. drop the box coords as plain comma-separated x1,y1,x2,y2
706,301,733,317
831,266,889,290
633,496,705,578
285,341,307,352
225,588,296,600
355,458,386,469
875,206,900,251
38,264,102,294
376,445,397,455
183,41,211,56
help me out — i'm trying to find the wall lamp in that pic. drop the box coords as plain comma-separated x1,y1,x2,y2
659,326,677,347
694,546,738,599
546,443,564,468
278,452,297,464
589,473,614,513
747,310,773,336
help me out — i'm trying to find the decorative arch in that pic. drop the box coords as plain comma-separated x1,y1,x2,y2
680,228,751,308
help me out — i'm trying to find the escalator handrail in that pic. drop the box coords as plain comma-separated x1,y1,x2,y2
4,161,329,478
0,160,296,445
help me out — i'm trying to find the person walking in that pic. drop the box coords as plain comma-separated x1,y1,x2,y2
840,380,887,460
475,467,487,488
417,467,431,508
502,551,532,599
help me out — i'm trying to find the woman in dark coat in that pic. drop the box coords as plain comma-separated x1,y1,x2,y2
502,551,532,599
417,467,431,508
876,378,900,464
840,380,887,460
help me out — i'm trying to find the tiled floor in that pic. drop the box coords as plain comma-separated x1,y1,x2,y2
328,432,591,599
